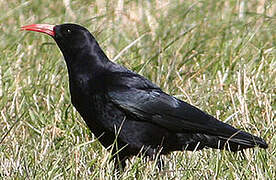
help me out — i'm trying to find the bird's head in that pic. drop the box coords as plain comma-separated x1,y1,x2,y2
21,23,104,64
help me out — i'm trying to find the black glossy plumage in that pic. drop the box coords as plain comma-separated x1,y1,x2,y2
30,23,268,168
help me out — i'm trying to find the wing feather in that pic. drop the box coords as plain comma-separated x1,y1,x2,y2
105,72,237,137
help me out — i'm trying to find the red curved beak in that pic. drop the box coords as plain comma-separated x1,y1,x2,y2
21,24,55,36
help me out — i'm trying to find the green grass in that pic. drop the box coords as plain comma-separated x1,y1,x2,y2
0,0,275,179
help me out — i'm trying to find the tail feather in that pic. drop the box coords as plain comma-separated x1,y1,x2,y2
195,116,268,151
176,130,268,151
217,130,268,151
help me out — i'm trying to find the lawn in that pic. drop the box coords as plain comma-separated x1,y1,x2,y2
0,0,275,179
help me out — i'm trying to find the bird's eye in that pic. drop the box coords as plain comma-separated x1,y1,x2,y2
63,29,72,36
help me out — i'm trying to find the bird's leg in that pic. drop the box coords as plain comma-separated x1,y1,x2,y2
156,157,164,170
146,147,164,170
113,155,126,170
111,148,128,171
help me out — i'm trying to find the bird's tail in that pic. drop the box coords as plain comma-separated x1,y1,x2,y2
215,129,268,151
176,129,268,151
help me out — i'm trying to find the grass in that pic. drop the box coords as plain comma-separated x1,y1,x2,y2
0,0,275,179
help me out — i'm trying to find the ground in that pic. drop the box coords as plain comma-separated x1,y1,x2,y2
0,0,275,179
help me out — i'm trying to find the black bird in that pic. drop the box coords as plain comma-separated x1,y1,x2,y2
21,23,268,168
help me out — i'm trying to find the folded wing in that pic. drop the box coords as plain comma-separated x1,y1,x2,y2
105,72,268,150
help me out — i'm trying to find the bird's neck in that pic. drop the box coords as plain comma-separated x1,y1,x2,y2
62,42,111,77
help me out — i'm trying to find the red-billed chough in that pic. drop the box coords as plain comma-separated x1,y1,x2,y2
21,23,268,169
